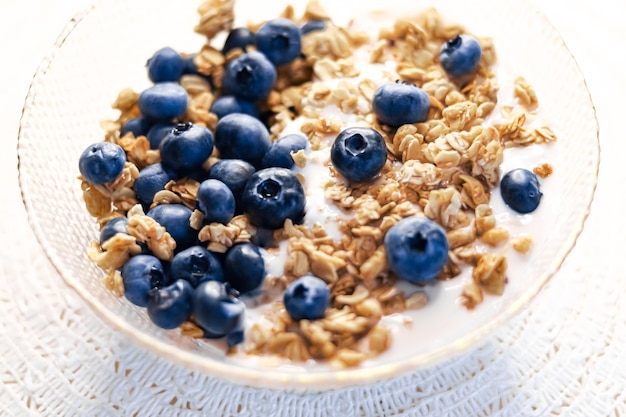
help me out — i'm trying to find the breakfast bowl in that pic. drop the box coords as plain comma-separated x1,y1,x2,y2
17,0,599,389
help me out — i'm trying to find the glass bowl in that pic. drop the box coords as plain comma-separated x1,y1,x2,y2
18,0,599,390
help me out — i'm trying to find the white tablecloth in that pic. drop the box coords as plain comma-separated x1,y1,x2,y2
1,1,624,415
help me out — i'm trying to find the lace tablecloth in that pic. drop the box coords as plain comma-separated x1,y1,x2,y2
1,0,624,415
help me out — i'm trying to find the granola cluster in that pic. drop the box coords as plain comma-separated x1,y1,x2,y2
81,0,556,367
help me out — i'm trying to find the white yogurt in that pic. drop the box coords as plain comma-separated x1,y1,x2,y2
243,14,561,368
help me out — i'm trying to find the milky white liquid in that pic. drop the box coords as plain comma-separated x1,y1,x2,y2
232,15,562,369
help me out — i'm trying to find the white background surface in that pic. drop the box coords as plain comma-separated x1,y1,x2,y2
1,0,624,416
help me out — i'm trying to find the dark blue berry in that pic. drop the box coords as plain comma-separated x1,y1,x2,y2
214,113,271,169
146,123,175,149
222,27,255,56
207,159,256,211
300,19,326,35
193,280,245,345
222,51,277,101
159,123,214,179
384,216,449,283
121,254,168,307
147,47,185,83
372,82,430,127
138,82,188,121
283,276,330,321
210,95,258,119
500,168,542,214
330,127,387,183
439,34,482,77
255,18,302,66
197,179,236,224
79,142,126,185
170,245,223,287
133,163,171,207
223,243,265,294
241,167,306,229
261,133,308,169
147,204,197,251
120,116,152,138
147,279,194,329
100,217,129,245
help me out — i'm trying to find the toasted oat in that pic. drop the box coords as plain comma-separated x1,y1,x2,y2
512,234,533,253
533,163,553,178
194,0,235,40
514,76,538,108
472,253,507,295
479,227,510,247
127,208,176,261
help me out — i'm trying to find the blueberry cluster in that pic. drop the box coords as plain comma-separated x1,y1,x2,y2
77,20,337,345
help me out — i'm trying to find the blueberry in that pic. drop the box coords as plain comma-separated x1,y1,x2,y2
147,47,185,83
223,243,265,294
182,54,200,75
146,123,175,149
197,179,236,224
207,159,256,211
120,116,152,138
79,142,126,185
147,204,197,251
147,279,194,329
121,254,168,307
138,82,188,121
372,82,430,127
210,95,258,119
283,276,330,321
261,133,308,169
222,51,277,101
133,163,171,207
214,113,271,169
100,217,129,244
170,245,223,287
330,127,387,183
193,280,245,345
241,167,306,229
159,122,214,179
254,18,302,66
439,34,482,77
384,216,449,283
300,19,326,35
500,168,542,214
222,27,255,56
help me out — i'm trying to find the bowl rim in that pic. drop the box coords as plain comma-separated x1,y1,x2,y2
16,0,601,390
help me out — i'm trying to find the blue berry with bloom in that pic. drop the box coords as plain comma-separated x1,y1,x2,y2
330,127,387,183
146,47,185,83
372,82,430,127
439,34,482,77
159,122,214,179
283,276,330,321
79,142,126,185
221,51,277,101
121,254,168,307
254,18,302,66
138,82,188,121
500,168,543,214
241,167,306,230
147,279,194,329
193,280,245,346
384,216,449,283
